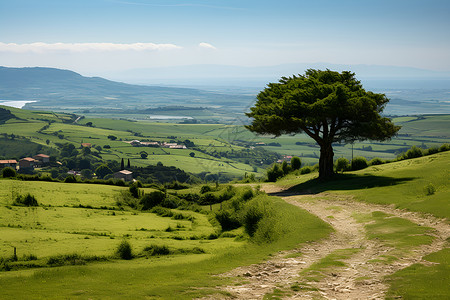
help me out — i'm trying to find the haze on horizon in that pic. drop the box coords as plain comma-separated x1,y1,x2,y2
1,0,450,81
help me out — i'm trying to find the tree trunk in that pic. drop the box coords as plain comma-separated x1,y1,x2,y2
319,143,334,179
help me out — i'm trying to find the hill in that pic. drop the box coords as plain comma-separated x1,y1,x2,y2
0,66,254,122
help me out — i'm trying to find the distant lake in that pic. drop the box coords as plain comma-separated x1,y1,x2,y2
0,100,37,108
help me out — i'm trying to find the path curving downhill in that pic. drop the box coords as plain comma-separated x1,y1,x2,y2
207,187,450,300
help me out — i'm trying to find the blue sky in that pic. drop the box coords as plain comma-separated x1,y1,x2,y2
1,0,449,75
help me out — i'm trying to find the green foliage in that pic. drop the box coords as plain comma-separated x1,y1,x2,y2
116,240,133,260
140,190,165,210
351,156,368,171
267,163,284,182
2,167,16,178
215,210,241,231
142,244,171,256
335,157,350,172
281,160,290,175
64,175,78,183
13,193,38,206
424,183,436,196
438,143,450,152
129,183,141,198
369,157,384,166
200,185,212,194
291,156,301,170
246,69,400,179
95,164,113,179
300,166,312,174
403,145,424,159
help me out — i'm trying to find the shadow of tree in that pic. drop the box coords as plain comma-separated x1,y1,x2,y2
268,173,415,197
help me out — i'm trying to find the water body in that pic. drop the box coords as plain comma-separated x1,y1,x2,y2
0,100,37,108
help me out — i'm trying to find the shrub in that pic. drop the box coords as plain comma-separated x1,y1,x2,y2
300,166,312,174
241,199,266,237
150,206,173,217
64,175,77,183
13,194,38,207
335,157,350,172
424,183,436,196
200,185,212,194
424,147,439,155
403,146,424,160
290,156,301,170
267,163,284,182
438,143,450,152
281,160,291,175
215,210,241,231
140,191,165,210
369,157,384,166
351,157,368,171
129,184,141,198
116,240,133,260
2,167,16,178
143,244,171,256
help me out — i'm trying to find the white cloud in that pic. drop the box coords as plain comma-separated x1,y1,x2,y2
0,42,182,53
198,42,217,50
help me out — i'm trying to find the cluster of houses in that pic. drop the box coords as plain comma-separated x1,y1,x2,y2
125,140,187,149
0,154,50,171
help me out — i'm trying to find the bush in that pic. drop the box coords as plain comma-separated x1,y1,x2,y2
200,185,212,194
116,240,133,260
215,210,241,231
335,157,350,173
64,175,77,183
369,157,384,166
438,143,450,152
143,244,171,256
300,166,312,174
281,160,291,175
424,183,436,196
291,156,301,170
140,191,165,210
267,163,284,182
424,147,439,155
13,194,38,207
2,167,16,178
405,146,424,159
351,157,368,171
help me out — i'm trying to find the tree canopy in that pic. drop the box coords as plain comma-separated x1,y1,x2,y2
246,69,400,179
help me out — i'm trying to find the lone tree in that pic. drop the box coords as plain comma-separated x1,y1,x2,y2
246,69,400,179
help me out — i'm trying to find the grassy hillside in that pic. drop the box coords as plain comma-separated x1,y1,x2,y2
0,179,332,299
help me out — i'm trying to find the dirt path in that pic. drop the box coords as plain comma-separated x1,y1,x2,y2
209,187,449,300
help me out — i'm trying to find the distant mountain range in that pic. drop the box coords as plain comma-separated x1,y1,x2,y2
1,65,449,117
0,66,254,112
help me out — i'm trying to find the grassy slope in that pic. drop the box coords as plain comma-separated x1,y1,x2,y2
273,151,450,298
0,180,332,299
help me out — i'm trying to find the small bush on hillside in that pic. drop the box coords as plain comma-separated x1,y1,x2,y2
291,156,301,170
369,157,384,166
13,194,38,207
439,143,450,152
116,240,133,260
140,191,165,210
64,175,77,183
281,160,291,175
300,166,312,174
351,157,368,171
143,244,171,256
424,147,439,155
150,206,173,217
424,183,436,196
2,167,16,178
267,163,284,182
335,157,350,173
200,185,212,194
215,210,241,231
405,146,424,159
129,183,141,198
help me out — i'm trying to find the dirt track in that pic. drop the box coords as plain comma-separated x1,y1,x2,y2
206,186,450,299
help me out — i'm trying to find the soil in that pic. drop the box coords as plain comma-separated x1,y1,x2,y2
202,185,450,300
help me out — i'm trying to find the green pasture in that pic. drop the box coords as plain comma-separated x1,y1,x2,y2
0,181,332,299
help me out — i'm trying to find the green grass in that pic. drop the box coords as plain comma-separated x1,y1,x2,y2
0,180,332,299
353,211,434,250
386,248,450,299
300,248,360,282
